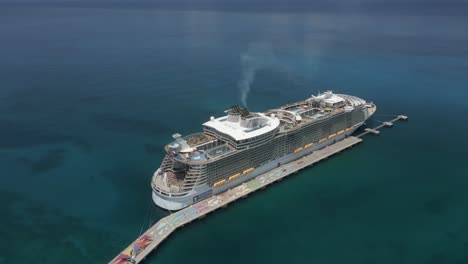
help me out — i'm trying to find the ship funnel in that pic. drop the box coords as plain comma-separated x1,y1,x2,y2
227,112,240,122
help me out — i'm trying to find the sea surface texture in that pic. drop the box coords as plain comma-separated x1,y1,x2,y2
1,1,468,263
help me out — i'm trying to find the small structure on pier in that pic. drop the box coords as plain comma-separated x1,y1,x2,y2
383,122,393,127
398,115,408,120
364,128,380,135
356,114,408,138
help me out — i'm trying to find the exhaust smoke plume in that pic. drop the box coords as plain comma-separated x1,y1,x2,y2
238,42,277,107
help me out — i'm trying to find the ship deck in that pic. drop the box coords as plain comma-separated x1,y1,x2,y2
110,136,363,264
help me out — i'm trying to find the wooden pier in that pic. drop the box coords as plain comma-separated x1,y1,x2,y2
110,136,363,264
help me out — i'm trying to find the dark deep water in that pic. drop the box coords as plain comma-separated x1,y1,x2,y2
1,3,468,264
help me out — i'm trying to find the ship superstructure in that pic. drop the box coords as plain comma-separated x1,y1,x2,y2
152,91,376,210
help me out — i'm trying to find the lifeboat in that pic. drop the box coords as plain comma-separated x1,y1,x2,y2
293,147,303,154
213,179,226,187
319,137,328,143
228,173,241,181
242,167,254,174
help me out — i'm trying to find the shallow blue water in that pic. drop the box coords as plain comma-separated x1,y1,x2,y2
1,3,468,264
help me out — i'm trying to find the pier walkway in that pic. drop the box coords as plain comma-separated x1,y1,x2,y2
356,115,408,138
110,136,363,264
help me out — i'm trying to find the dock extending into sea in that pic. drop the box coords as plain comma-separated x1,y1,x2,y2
356,115,408,137
110,116,407,264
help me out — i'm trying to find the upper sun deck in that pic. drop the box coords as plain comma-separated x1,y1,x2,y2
265,91,370,132
164,91,371,164
202,111,280,142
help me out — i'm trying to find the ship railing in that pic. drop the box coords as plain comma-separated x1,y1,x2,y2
151,183,190,197
277,100,307,110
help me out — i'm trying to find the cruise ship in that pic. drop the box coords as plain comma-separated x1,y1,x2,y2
151,91,376,210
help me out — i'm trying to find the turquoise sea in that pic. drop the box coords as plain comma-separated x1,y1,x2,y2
1,2,468,263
